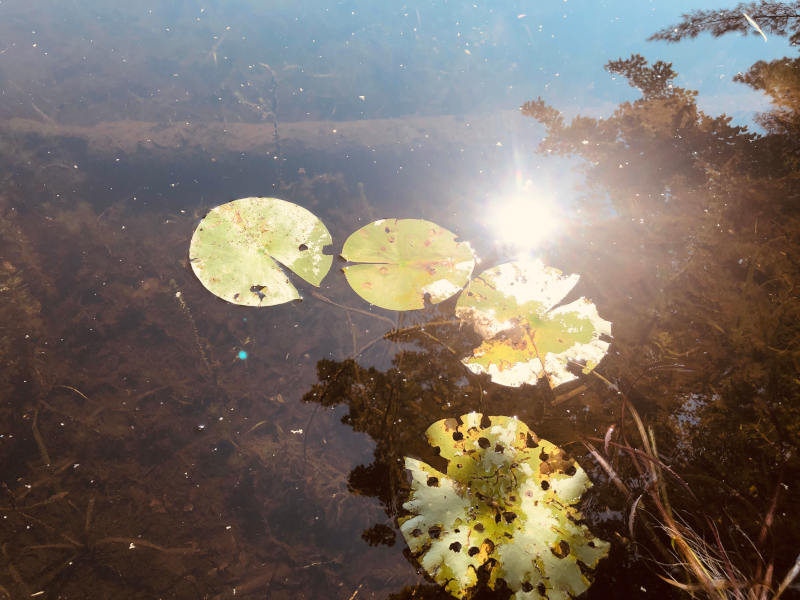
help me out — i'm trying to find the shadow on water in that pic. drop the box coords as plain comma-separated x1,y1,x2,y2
1,1,800,599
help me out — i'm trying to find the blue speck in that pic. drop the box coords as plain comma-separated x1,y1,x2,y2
237,350,248,360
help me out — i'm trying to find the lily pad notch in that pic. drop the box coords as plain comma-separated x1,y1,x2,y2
340,218,476,311
189,197,333,307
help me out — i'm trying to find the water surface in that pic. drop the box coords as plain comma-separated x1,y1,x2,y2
1,1,799,599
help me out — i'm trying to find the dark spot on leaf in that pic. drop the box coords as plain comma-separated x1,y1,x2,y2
478,437,491,449
521,582,533,593
566,465,577,476
384,226,391,233
468,546,480,557
428,526,442,539
233,293,240,299
426,477,439,487
250,285,266,300
526,433,539,448
540,450,549,461
483,539,495,554
298,243,308,251
588,541,596,548
541,480,550,490
502,511,517,523
474,523,484,532
412,528,422,537
551,540,570,559
449,541,462,552
452,431,464,441
538,582,547,596
494,444,505,453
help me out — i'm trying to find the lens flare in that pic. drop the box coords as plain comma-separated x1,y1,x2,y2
486,176,563,255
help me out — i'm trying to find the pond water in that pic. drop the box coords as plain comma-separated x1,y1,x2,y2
1,1,799,599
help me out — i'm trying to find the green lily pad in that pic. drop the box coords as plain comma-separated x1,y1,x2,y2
189,197,332,306
400,413,609,600
456,260,611,388
341,219,475,311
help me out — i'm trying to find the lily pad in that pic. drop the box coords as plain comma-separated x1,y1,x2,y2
400,413,609,600
189,197,332,306
341,219,475,311
456,260,611,388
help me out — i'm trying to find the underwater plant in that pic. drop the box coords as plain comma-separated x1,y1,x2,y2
585,392,800,600
400,413,609,600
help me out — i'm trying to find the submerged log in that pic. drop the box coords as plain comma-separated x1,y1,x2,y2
0,111,537,160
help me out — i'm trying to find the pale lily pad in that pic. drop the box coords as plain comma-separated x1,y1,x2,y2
341,219,475,311
456,260,611,388
400,413,609,600
189,197,332,306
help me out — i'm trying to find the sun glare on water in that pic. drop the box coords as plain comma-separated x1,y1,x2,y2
486,173,564,257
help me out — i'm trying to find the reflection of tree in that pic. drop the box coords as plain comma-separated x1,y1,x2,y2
300,306,621,580
303,315,490,526
301,306,677,596
523,55,753,217
651,2,800,173
649,1,800,45
737,57,800,169
522,54,800,594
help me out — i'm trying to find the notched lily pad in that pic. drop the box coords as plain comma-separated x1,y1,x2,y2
189,197,332,306
456,260,612,388
341,218,475,311
400,413,609,600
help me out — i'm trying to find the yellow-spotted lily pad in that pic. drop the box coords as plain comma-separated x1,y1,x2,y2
400,413,609,600
456,260,611,388
341,219,475,311
189,197,332,306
